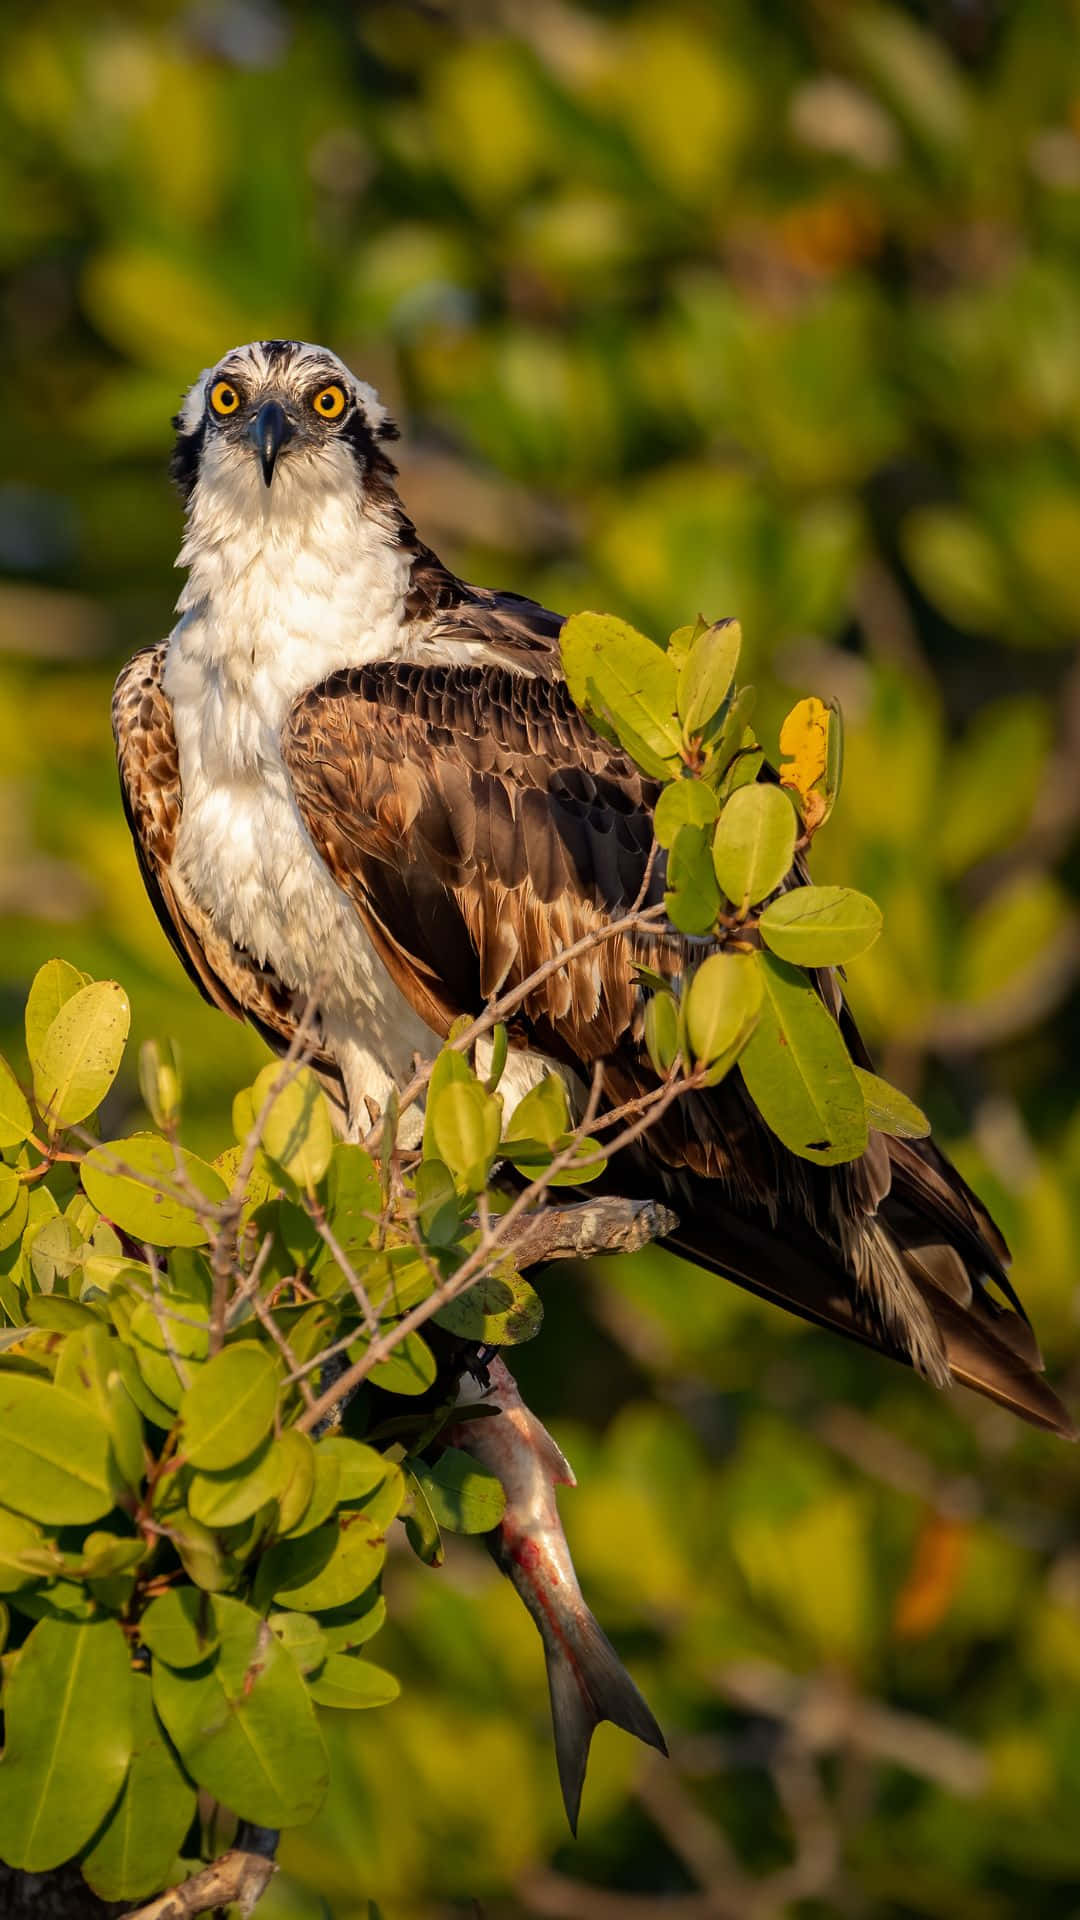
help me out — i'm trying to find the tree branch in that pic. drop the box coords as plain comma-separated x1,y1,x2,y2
119,1849,276,1920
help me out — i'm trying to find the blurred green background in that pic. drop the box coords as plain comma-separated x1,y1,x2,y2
3,1,1080,1913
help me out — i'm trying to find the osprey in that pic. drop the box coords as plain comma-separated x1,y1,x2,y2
113,338,1072,1439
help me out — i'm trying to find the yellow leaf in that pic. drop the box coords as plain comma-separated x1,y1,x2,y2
779,696,830,828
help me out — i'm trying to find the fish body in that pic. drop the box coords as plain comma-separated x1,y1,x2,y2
446,1355,666,1831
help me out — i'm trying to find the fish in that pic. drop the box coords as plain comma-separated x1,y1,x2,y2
445,1353,667,1832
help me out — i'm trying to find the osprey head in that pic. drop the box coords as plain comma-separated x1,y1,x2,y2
170,339,400,506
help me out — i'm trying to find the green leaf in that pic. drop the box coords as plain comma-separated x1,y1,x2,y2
421,1046,474,1161
127,1296,209,1413
0,1175,29,1250
306,1655,400,1710
403,1469,443,1567
434,1269,544,1344
314,1435,395,1504
561,610,682,777
0,1618,133,1871
0,1375,115,1523
187,1435,288,1527
319,1592,387,1653
430,1079,502,1194
653,777,719,851
503,1074,570,1148
24,960,91,1069
252,1062,334,1193
273,1428,319,1535
677,617,741,742
348,1328,438,1397
414,1447,507,1533
268,1610,328,1675
0,1055,33,1151
665,822,721,935
855,1068,932,1140
31,980,130,1132
28,1214,83,1293
682,952,763,1071
0,1508,45,1592
179,1342,280,1469
139,1589,221,1668
263,1514,386,1613
81,1135,228,1248
55,1326,145,1494
644,989,681,1076
414,1159,464,1247
711,784,797,912
171,1512,232,1589
81,1671,197,1903
759,886,883,966
324,1143,381,1241
280,1440,340,1539
151,1594,327,1827
110,1338,176,1431
483,1022,509,1092
739,953,868,1165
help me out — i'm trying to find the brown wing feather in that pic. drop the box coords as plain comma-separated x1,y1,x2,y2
283,653,1073,1438
111,647,342,1094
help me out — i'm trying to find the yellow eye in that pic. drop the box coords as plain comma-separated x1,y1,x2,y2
312,383,347,420
210,380,241,416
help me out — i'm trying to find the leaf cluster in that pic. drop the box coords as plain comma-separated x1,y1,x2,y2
0,962,596,1903
561,612,928,1164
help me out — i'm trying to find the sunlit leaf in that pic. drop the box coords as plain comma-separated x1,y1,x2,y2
0,1618,133,1870
151,1594,327,1827
32,981,130,1132
653,777,719,850
413,1446,507,1533
81,1136,228,1249
0,1055,33,1151
855,1068,931,1140
711,784,797,912
758,886,883,966
81,1671,197,1903
739,953,868,1164
179,1343,279,1469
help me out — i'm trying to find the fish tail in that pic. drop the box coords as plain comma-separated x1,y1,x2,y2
544,1609,667,1833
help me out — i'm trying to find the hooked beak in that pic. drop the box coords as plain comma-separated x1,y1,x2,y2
248,400,293,487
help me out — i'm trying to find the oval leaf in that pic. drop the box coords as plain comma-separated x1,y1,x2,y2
81,1670,197,1903
430,1079,502,1194
677,617,742,741
644,989,681,1076
24,959,91,1068
179,1343,279,1470
561,610,682,777
266,1514,387,1613
682,952,763,1070
0,1054,32,1150
759,886,883,966
0,1618,133,1871
711,783,797,912
32,981,130,1132
81,1135,228,1249
140,1589,222,1669
855,1068,932,1140
0,1375,115,1524
738,953,868,1165
665,821,721,935
150,1595,327,1827
434,1270,544,1345
653,778,718,851
306,1655,400,1710
252,1062,334,1193
414,1447,507,1534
